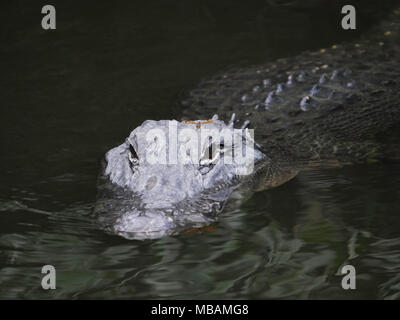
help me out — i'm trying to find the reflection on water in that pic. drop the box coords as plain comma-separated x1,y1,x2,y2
1,0,400,299
2,165,400,299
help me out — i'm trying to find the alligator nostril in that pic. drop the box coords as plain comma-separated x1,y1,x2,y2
146,176,157,190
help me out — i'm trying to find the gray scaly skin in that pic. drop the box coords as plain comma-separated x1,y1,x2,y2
95,9,400,240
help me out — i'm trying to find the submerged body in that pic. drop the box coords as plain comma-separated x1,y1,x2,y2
95,9,400,240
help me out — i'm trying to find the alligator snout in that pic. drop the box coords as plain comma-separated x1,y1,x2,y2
114,208,176,240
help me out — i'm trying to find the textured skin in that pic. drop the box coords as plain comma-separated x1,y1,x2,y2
96,9,400,239
180,10,400,171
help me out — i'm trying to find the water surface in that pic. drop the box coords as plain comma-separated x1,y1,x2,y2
1,0,400,299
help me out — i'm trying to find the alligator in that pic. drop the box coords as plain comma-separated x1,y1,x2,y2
95,8,400,240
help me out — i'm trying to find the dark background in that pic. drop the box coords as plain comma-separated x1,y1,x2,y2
1,0,400,299
1,0,396,186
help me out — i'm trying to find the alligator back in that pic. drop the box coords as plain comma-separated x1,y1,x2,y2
180,8,400,167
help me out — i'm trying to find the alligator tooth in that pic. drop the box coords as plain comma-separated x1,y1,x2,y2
300,96,312,111
212,114,219,120
252,85,261,93
254,104,262,110
241,94,248,103
319,74,328,84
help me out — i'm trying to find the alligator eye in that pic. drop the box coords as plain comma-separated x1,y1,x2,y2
199,141,220,173
128,144,139,169
129,144,139,160
207,143,213,160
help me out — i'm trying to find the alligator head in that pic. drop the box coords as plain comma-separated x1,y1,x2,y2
95,115,265,240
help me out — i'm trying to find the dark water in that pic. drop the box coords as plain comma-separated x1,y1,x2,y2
1,0,400,299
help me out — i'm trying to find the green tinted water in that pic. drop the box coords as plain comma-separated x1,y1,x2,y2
1,0,399,299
